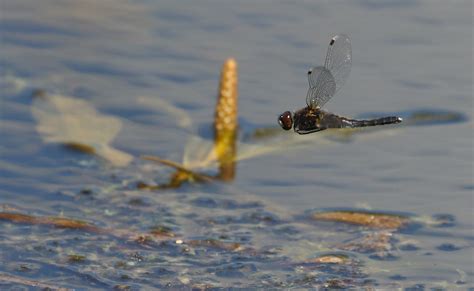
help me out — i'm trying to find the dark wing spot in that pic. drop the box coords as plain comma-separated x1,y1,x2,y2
330,39,335,45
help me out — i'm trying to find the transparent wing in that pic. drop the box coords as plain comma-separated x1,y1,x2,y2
324,34,351,93
306,34,351,108
306,66,336,108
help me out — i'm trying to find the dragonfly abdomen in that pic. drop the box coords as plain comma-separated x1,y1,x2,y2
345,116,402,128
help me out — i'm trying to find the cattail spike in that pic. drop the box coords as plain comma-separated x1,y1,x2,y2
214,58,238,181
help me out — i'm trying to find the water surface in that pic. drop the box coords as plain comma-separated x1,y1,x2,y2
1,0,472,289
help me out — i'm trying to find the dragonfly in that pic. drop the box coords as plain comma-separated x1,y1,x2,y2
278,34,402,134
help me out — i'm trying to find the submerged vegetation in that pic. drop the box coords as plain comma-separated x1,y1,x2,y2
311,210,410,230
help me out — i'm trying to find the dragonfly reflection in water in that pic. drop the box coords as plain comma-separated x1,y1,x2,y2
278,34,402,134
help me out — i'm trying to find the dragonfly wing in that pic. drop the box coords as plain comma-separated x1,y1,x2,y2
324,34,351,94
306,66,336,108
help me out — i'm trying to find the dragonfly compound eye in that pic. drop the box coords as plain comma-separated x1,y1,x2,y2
278,111,293,130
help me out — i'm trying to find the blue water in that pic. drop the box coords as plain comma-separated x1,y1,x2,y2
1,0,472,288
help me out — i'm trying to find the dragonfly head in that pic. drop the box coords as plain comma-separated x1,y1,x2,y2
278,111,293,130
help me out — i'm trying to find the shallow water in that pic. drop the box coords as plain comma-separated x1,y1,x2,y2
1,0,473,289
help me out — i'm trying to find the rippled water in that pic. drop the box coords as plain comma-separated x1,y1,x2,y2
1,0,472,289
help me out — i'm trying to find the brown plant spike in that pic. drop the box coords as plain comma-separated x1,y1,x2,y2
214,58,238,181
